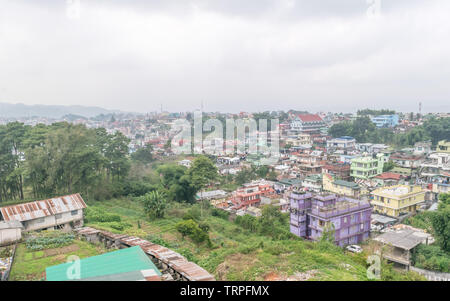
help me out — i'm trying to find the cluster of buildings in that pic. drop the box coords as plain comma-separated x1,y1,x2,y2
0,193,215,281
200,112,447,253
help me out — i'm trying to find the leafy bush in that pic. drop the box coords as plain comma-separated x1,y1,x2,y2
175,219,210,245
101,221,132,231
25,232,75,251
146,234,173,248
211,208,230,220
412,244,450,273
182,206,202,221
84,207,121,223
177,248,198,263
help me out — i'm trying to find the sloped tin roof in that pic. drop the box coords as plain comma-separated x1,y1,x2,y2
0,193,87,222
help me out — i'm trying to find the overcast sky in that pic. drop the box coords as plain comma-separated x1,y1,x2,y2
0,0,449,113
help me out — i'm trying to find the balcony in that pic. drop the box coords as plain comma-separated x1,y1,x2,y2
310,202,371,219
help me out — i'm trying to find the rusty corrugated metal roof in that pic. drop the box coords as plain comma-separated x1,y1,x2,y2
0,193,87,222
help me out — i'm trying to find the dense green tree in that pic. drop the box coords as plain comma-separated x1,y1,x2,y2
431,193,450,252
157,164,198,203
131,144,154,164
187,155,218,190
0,122,133,202
383,161,395,172
328,121,352,138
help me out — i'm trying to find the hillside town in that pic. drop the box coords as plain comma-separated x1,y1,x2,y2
1,109,449,281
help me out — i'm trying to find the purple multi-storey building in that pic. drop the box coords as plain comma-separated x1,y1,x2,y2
290,191,372,246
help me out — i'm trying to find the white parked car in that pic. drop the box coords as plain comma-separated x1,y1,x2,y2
371,224,383,232
346,245,363,253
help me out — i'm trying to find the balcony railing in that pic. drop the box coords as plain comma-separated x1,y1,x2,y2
310,203,371,218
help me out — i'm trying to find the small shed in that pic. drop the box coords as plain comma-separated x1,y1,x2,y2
0,221,23,246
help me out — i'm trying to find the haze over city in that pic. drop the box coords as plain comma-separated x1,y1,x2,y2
1,0,450,113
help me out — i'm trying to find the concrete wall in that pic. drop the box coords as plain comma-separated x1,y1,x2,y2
0,228,21,246
410,266,450,281
23,210,84,232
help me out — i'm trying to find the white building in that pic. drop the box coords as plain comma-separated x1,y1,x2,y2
0,221,23,246
0,194,87,232
327,136,356,150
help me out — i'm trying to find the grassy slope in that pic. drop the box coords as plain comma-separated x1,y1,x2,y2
86,198,425,281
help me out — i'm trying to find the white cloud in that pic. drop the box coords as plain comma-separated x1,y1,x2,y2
0,0,449,113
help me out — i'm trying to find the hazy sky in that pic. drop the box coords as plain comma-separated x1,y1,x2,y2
1,0,449,113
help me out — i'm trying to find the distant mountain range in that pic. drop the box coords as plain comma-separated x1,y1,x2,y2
0,102,125,119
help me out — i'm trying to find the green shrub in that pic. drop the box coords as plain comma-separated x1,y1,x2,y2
84,207,122,223
101,221,132,231
412,244,450,273
25,232,75,251
211,208,229,220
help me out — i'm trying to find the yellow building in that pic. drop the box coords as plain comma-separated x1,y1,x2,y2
371,185,426,217
437,140,450,154
322,173,366,198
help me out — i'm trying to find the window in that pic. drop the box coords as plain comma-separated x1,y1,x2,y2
55,213,62,219
71,210,78,216
36,217,45,224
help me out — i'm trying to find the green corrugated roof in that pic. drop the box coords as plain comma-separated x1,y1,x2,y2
45,246,161,281
333,179,359,189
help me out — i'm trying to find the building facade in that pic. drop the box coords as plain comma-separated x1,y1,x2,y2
370,115,399,128
437,140,450,154
290,114,326,134
322,162,351,181
290,192,372,246
0,194,87,232
350,154,385,180
326,136,356,151
370,185,426,217
322,174,363,198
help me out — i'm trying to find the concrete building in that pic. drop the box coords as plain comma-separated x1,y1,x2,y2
370,114,399,128
419,152,450,182
289,192,372,246
437,140,450,154
229,182,275,210
0,221,23,246
290,114,326,134
285,133,312,147
302,175,322,192
414,141,432,155
370,185,426,217
195,190,228,201
390,152,424,169
0,194,87,232
326,136,356,151
322,162,351,181
374,172,407,187
322,174,364,198
178,159,192,168
374,225,433,270
350,154,385,180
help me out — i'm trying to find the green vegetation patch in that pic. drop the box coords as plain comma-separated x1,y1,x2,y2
10,239,107,281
